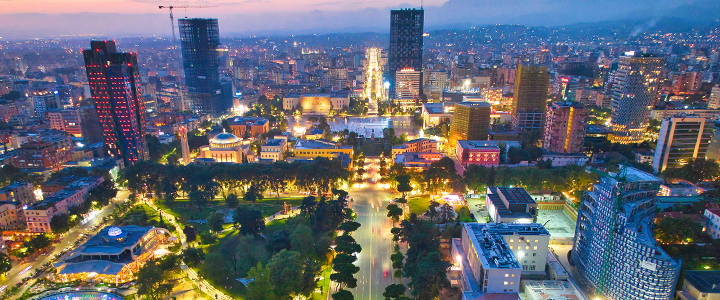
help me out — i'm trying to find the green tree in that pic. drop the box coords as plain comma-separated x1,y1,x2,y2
208,211,225,232
267,250,304,299
383,284,406,300
387,204,403,225
247,262,276,300
654,216,704,244
181,247,205,266
234,207,265,236
0,252,11,274
226,193,239,208
290,224,315,257
396,175,413,198
332,289,354,300
338,221,361,233
244,184,264,204
136,261,173,300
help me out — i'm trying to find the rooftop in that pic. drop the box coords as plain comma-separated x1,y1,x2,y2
684,271,720,293
456,101,491,108
488,187,537,205
463,223,522,270
457,140,502,150
264,139,286,147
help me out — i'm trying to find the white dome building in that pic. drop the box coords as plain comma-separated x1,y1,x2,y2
198,130,252,163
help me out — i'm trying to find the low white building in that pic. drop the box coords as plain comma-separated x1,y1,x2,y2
539,153,589,167
260,138,288,162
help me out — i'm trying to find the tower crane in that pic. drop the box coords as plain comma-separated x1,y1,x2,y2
158,5,217,50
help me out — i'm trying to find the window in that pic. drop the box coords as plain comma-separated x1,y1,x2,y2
505,274,509,277
534,246,538,250
504,281,508,285
534,239,538,243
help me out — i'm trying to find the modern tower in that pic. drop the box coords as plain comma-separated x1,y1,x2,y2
388,8,424,100
513,65,550,133
652,114,712,173
179,18,232,115
609,53,664,144
543,101,588,153
83,41,149,165
448,102,491,151
572,166,681,300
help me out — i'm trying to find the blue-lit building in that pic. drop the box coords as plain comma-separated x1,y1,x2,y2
571,166,681,300
179,18,232,115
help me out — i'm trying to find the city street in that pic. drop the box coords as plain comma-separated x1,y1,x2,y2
347,159,403,300
0,190,130,295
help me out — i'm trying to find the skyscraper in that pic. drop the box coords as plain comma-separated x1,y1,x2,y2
448,102,491,151
388,8,424,100
652,114,712,173
572,166,680,300
513,65,550,133
543,101,588,153
83,41,149,165
179,18,232,115
609,54,664,143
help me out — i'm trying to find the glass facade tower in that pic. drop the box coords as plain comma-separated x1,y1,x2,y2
388,8,424,100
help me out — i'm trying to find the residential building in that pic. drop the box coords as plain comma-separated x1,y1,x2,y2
15,140,71,171
652,114,712,173
0,201,24,230
513,65,550,133
391,138,438,159
47,109,83,138
25,177,104,233
634,149,655,165
704,209,720,240
543,101,588,154
0,182,35,204
676,271,720,300
485,187,538,223
609,54,664,143
83,41,149,166
572,166,681,300
708,85,720,110
30,90,60,117
226,116,270,138
52,226,171,285
179,18,232,115
388,8,424,99
448,102,491,151
260,138,287,162
455,140,500,168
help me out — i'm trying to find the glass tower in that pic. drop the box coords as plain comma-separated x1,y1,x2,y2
513,65,550,133
83,41,149,166
572,166,681,300
388,8,424,100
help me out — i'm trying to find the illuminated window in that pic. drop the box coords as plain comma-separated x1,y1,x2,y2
504,281,508,285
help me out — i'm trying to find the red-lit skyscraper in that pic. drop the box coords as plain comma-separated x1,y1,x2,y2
83,41,148,165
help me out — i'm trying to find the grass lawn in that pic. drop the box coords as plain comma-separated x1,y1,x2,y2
455,205,474,222
408,195,431,215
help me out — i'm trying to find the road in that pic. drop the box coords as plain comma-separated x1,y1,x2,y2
346,158,400,300
0,190,130,296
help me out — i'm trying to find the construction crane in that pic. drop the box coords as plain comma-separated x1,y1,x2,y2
158,5,217,50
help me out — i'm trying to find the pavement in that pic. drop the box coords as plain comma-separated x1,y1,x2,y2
0,190,130,298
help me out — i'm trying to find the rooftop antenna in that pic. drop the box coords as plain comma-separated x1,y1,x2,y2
421,0,423,9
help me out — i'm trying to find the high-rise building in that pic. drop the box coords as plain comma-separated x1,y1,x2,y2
448,102,491,151
543,101,588,153
652,114,712,173
513,65,550,133
83,41,149,165
47,109,83,138
609,54,664,143
388,8,423,100
394,68,421,102
708,85,720,109
179,126,190,165
572,166,681,300
179,18,232,115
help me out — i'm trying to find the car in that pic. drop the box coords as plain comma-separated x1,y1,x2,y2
383,270,388,277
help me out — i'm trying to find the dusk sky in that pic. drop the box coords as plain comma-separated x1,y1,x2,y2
0,0,705,39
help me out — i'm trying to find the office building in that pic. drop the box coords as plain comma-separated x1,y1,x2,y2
485,187,538,223
83,41,149,165
179,18,232,115
572,166,681,300
455,140,500,168
394,68,421,102
543,101,588,153
652,114,712,173
513,65,550,133
31,90,60,117
388,8,424,99
260,138,288,162
609,54,664,143
448,102,491,151
708,85,720,109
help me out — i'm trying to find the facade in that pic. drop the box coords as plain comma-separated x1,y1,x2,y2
179,18,232,115
448,102,492,151
658,182,704,197
53,226,171,285
609,54,664,143
388,8,424,99
455,140,500,168
260,138,287,161
282,92,351,115
394,68,421,102
652,114,712,173
0,201,24,230
15,140,71,171
25,177,104,233
572,166,681,300
47,109,83,138
539,153,589,167
83,41,149,166
485,187,538,223
421,102,453,128
293,139,353,159
394,152,443,170
391,138,438,159
705,209,720,240
676,271,720,300
651,108,720,121
543,101,588,154
226,116,270,138
709,85,720,110
31,90,60,117
513,65,550,133
0,181,35,204
198,132,251,163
